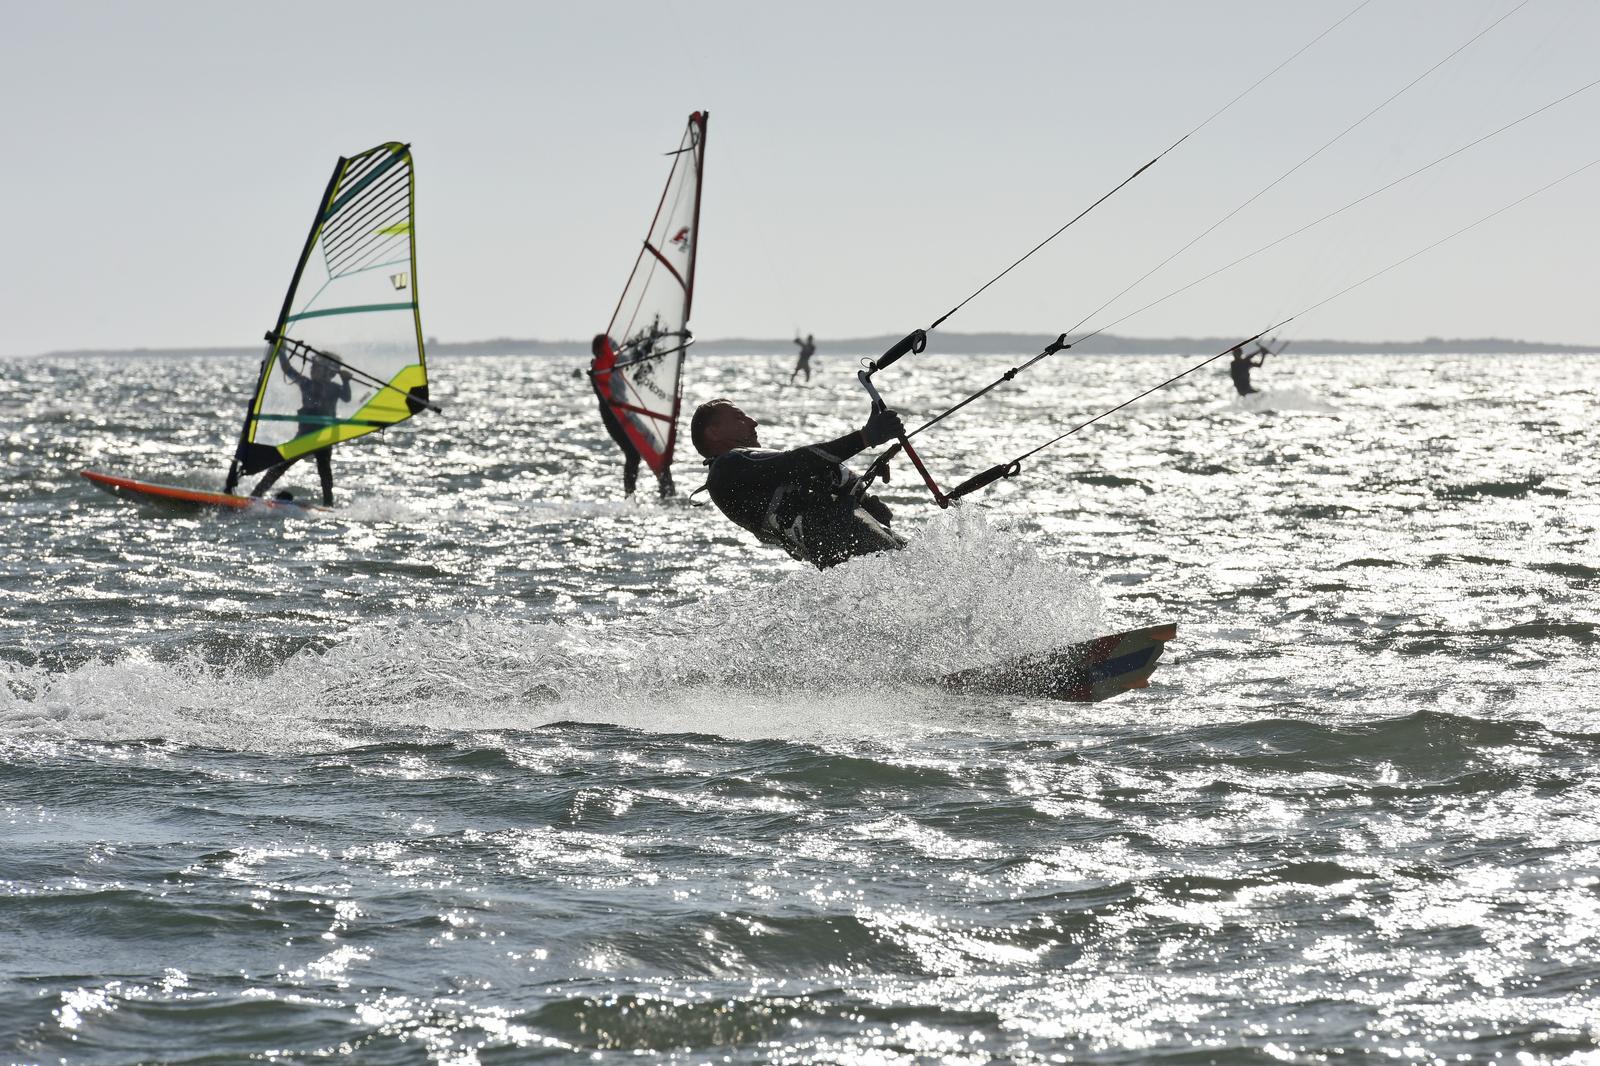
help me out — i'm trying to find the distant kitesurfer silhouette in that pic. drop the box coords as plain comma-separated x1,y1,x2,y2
1229,342,1271,396
791,333,817,383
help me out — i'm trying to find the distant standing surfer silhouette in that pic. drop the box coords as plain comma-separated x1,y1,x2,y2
590,334,675,497
249,347,351,505
691,398,906,568
791,333,817,383
1229,343,1269,396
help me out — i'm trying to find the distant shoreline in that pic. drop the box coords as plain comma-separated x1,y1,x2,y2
16,330,1600,360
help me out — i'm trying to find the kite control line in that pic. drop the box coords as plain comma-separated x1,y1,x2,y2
930,151,1600,503
849,1,1371,499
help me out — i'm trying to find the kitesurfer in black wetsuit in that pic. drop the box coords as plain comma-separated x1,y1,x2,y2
591,334,675,497
691,398,907,569
790,333,817,383
248,347,352,505
1229,343,1269,396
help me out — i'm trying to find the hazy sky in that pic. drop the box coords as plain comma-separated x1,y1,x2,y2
3,0,1597,355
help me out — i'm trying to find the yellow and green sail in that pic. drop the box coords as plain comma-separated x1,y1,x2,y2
230,142,430,478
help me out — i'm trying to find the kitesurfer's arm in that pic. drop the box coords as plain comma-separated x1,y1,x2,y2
807,407,903,463
719,409,904,496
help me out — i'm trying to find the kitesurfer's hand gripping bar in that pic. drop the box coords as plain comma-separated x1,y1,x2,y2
857,330,950,509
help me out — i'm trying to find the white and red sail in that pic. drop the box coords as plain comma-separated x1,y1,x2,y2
591,111,707,476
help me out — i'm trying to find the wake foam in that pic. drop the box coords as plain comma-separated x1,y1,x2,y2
0,511,1105,749
1231,388,1339,414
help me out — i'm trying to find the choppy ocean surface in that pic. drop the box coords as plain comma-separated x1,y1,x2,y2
2,350,1596,1064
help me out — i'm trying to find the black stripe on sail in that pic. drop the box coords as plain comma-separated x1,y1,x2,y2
322,147,407,218
321,168,409,247
337,147,391,188
326,208,410,276
321,177,410,263
235,440,287,476
331,235,408,278
323,213,410,277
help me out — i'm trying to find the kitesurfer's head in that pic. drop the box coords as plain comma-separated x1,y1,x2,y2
691,399,758,458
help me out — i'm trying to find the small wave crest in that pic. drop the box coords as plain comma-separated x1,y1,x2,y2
1231,388,1339,414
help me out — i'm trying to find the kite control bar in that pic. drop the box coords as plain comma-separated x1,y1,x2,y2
857,330,950,508
858,328,1045,507
265,332,442,415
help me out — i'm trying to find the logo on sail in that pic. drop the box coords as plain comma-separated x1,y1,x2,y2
389,272,409,291
670,226,690,253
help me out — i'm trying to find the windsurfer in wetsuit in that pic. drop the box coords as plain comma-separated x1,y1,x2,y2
590,334,675,497
248,347,352,505
1229,343,1269,396
790,333,817,383
691,398,907,569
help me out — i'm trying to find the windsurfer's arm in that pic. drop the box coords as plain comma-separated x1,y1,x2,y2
278,348,307,385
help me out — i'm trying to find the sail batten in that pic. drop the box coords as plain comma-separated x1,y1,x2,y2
592,111,707,477
231,142,428,478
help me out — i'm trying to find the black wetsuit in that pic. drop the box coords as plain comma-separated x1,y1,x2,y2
1230,356,1259,396
250,355,352,505
791,337,816,382
706,431,905,568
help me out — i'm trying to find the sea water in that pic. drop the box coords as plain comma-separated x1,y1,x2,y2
2,351,1596,1063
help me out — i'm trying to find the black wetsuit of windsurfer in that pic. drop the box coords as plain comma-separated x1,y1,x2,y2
706,431,905,569
249,351,351,505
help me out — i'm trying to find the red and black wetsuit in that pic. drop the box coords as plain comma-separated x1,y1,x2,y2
591,362,643,495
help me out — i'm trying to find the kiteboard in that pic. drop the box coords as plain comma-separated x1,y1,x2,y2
79,470,320,512
937,623,1176,703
